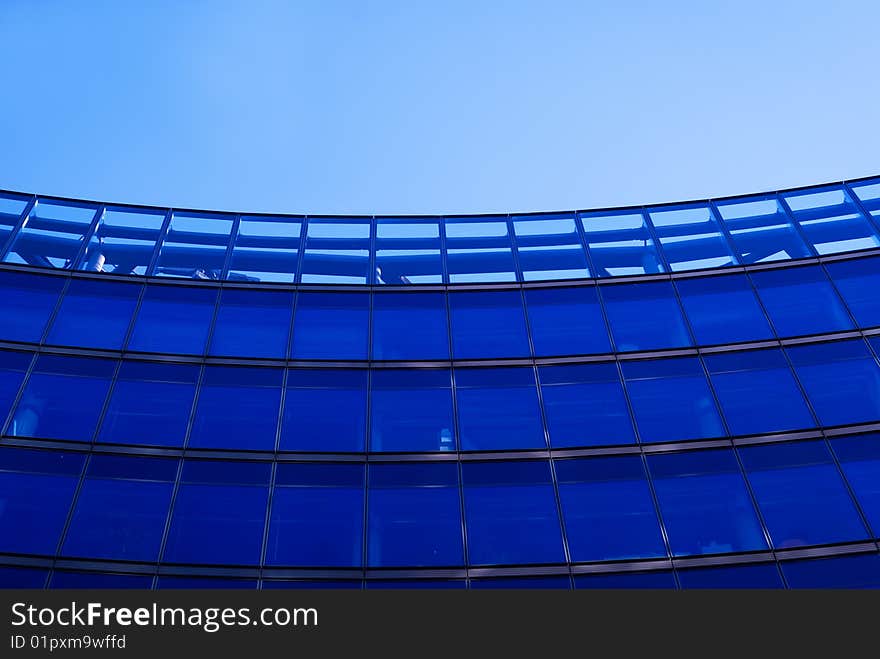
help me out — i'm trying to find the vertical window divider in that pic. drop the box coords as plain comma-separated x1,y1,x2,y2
70,204,106,271
220,214,242,281
0,195,37,262
640,207,673,273
706,200,743,265
88,358,125,446
294,216,309,285
0,350,38,438
49,449,92,580
775,194,820,259
843,181,880,238
572,210,597,278
146,210,174,277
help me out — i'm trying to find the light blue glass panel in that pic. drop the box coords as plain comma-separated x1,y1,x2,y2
512,214,589,281
715,195,811,263
301,218,371,284
79,207,165,275
784,186,880,255
580,211,664,276
227,216,301,283
154,212,233,279
375,218,442,284
4,200,98,269
445,218,516,283
649,204,737,271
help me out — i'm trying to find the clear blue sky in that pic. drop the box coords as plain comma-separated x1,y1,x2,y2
1,1,877,215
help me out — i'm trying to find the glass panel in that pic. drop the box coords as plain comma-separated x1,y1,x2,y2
455,367,545,451
370,369,455,452
227,215,301,283
462,461,565,565
539,363,635,448
781,553,880,589
677,563,784,589
98,361,199,447
300,218,370,284
0,351,31,429
4,200,97,269
375,217,442,284
0,271,64,343
154,211,233,279
9,355,115,441
80,207,165,275
127,284,217,355
649,204,737,271
449,290,530,359
189,366,283,450
279,369,367,452
0,567,49,588
705,348,814,436
574,571,676,589
266,463,364,567
262,580,361,590
647,448,767,556
524,286,611,356
825,257,880,328
0,193,29,249
157,577,256,589
367,462,463,567
512,213,589,281
556,456,665,561
832,434,880,535
290,292,369,360
470,576,570,589
581,211,664,276
209,289,293,359
45,279,140,350
784,186,880,255
371,292,449,360
676,273,774,345
445,217,516,283
622,356,725,443
601,281,691,352
715,195,811,263
366,580,465,589
51,572,153,589
850,179,880,219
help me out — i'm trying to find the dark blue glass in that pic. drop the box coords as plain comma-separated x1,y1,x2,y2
290,292,369,360
368,463,462,567
622,356,725,443
98,362,199,447
449,290,530,359
267,463,364,567
826,257,880,328
471,576,571,589
456,368,545,451
648,449,767,556
163,461,270,565
740,441,867,548
0,271,64,343
751,265,853,337
0,351,32,430
0,567,48,588
601,281,690,352
9,355,114,441
539,363,634,448
556,456,665,562
46,279,140,350
524,286,611,357
366,580,465,589
462,461,565,566
781,554,880,589
677,563,784,589
833,434,880,535
787,340,880,427
157,577,257,589
0,449,84,555
574,571,676,589
370,370,455,452
189,366,283,450
372,292,449,360
262,580,361,590
62,455,177,562
279,369,367,452
51,572,153,589
705,349,814,436
676,274,774,345
210,289,293,359
127,285,217,355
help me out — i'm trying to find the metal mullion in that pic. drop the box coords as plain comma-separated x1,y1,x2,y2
49,448,92,571
219,214,242,281
640,207,673,273
0,195,37,262
145,209,174,277
151,456,187,589
843,181,880,238
705,200,742,267
69,204,106,271
294,216,309,284
775,194,820,258
506,214,524,284
0,350,38,438
572,210,598,278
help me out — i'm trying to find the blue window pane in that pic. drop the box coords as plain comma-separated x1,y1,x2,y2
622,357,725,443
5,200,97,270
227,215,301,283
262,580,361,590
46,279,140,350
279,369,366,452
127,285,217,355
512,214,589,281
851,179,880,219
154,211,233,280
556,456,665,561
370,370,455,452
787,340,880,427
98,362,199,447
740,441,867,548
0,567,48,588
581,211,664,277
524,286,611,357
157,577,257,589
471,576,571,589
751,265,853,337
445,218,516,283
825,257,880,329
62,455,176,562
80,207,165,275
676,274,774,345
189,366,282,450
301,218,370,284
51,572,152,589
372,292,449,360
456,368,545,451
366,580,465,589
781,554,880,589
833,434,880,535
210,289,293,359
367,462,463,567
449,290,530,359
0,351,32,431
0,271,64,343
677,563,784,589
163,461,270,565
574,571,676,589
784,186,880,255
648,449,767,556
0,448,84,555
290,292,368,360
10,355,114,441
375,217,442,284
539,364,635,448
649,204,737,271
0,193,29,248
601,281,690,352
705,349,814,436
715,195,810,263
462,461,565,566
267,463,364,567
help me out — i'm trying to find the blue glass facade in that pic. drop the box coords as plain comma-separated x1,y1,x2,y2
1,177,880,588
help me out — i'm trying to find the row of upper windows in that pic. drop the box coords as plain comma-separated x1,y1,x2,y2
1,436,878,567
4,256,880,360
1,338,879,452
1,179,879,284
